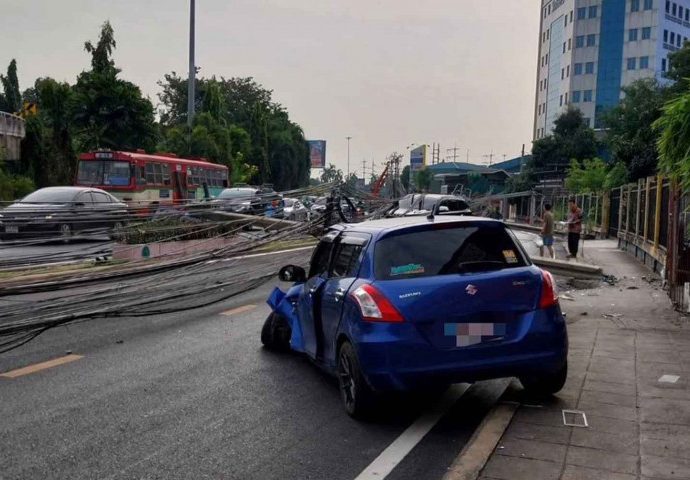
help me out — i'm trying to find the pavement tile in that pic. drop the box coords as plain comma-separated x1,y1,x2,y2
587,363,636,381
566,445,639,475
584,379,637,396
560,464,637,480
481,454,561,480
512,407,565,427
637,384,690,401
639,397,690,425
584,414,638,436
577,399,639,422
570,428,638,454
642,454,690,479
586,371,636,386
641,423,690,460
504,421,571,445
495,438,567,463
580,389,638,408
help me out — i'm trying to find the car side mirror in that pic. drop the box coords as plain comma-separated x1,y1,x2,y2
279,265,307,283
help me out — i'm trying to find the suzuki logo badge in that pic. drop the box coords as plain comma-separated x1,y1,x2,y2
465,284,478,296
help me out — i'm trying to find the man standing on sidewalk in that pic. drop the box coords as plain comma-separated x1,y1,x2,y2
567,198,583,258
540,203,555,259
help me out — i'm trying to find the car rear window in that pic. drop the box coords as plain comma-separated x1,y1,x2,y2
374,222,528,280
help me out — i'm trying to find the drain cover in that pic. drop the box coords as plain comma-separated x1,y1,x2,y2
562,410,588,427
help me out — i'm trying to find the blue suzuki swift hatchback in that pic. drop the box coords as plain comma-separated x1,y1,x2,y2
262,216,568,418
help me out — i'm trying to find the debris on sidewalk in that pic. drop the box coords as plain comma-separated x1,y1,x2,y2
602,313,623,319
561,292,576,301
602,274,619,286
659,375,681,384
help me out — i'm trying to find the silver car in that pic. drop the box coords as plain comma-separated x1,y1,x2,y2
282,198,309,221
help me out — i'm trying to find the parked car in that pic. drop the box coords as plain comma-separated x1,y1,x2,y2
282,198,309,221
213,188,264,215
262,216,567,417
0,187,128,241
385,194,472,217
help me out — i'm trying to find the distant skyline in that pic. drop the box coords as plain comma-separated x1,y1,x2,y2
2,0,540,176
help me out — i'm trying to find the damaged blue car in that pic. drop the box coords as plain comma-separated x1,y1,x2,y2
262,216,568,418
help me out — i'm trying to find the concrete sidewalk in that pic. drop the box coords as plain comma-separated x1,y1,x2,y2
479,239,690,480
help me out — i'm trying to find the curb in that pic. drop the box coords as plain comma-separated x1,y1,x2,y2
442,402,518,480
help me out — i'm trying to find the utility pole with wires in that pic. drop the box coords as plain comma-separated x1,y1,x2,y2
482,152,494,166
361,160,367,182
446,145,461,163
187,0,196,128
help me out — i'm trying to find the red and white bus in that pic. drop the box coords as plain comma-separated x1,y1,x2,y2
76,150,229,205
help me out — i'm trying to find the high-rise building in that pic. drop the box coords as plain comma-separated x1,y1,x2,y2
533,0,690,140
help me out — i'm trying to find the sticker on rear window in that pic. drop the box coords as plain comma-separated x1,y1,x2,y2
390,264,425,276
502,250,518,264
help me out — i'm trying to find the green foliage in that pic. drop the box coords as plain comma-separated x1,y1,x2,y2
510,108,599,192
655,90,690,188
565,158,607,194
72,23,157,152
19,78,77,186
157,73,309,189
415,167,433,192
565,158,628,194
0,158,35,201
320,164,343,184
602,79,666,180
665,45,690,95
0,59,22,113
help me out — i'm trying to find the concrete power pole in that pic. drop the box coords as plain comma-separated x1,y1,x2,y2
346,136,352,177
187,0,196,128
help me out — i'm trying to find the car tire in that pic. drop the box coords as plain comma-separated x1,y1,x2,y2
260,313,291,352
337,341,376,419
58,223,72,243
519,361,568,396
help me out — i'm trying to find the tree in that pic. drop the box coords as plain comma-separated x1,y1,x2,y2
415,167,433,192
655,89,690,189
157,73,310,188
0,59,22,113
665,43,690,95
401,165,411,191
71,21,157,152
602,79,666,180
511,108,599,192
320,164,343,184
565,158,607,194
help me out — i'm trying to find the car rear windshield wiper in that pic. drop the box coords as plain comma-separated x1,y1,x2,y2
457,260,506,272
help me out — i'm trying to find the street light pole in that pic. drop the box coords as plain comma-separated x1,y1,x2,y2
187,0,196,128
346,136,352,177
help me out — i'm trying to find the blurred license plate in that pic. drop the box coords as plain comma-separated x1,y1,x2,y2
4,225,18,234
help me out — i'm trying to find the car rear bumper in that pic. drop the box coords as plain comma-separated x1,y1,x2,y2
353,306,568,391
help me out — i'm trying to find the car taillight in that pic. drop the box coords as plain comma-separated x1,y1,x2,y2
351,284,404,323
539,269,559,309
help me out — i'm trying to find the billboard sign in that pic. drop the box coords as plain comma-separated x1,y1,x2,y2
410,145,428,172
308,140,327,169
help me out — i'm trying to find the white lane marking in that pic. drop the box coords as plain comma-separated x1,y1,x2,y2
220,245,314,262
354,384,471,480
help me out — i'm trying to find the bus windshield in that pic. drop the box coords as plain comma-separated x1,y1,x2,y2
77,160,131,186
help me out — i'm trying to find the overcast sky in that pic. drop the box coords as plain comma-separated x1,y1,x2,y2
2,0,540,176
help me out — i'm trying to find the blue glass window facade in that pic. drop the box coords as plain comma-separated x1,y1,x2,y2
642,27,651,40
644,0,653,9
595,0,627,126
586,62,595,74
640,56,649,69
574,63,583,75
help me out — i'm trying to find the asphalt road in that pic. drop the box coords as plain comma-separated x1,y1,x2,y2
0,278,511,480
0,229,545,480
0,238,113,269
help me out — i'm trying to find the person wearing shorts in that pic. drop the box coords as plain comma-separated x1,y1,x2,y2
541,203,555,259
